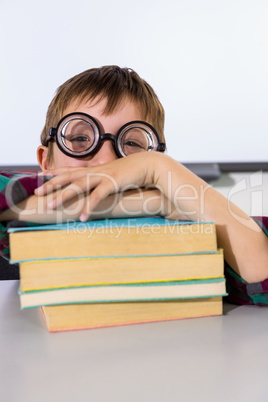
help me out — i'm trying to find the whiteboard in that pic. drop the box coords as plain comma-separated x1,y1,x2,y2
0,0,268,166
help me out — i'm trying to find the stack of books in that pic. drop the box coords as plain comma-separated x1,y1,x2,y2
8,217,227,332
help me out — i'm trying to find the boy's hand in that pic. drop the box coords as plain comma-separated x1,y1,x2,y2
34,153,185,222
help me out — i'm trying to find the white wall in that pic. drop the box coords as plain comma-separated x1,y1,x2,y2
1,0,268,166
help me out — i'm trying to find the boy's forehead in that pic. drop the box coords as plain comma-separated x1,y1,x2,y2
63,97,105,116
62,96,144,118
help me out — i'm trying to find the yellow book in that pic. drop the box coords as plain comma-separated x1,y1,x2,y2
19,250,224,292
41,297,223,332
9,217,217,263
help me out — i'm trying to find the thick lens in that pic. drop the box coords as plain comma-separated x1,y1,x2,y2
118,123,159,156
121,128,149,155
61,119,96,152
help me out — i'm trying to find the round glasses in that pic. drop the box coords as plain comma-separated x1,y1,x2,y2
46,112,166,159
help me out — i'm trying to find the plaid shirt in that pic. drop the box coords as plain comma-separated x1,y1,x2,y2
1,171,268,306
224,216,268,306
0,171,48,259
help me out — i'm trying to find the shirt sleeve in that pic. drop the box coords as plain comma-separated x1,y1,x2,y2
0,171,51,260
224,216,268,306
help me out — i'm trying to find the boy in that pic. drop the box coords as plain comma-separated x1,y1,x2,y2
0,65,268,304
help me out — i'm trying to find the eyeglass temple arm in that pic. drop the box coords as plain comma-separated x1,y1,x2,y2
158,143,166,152
45,127,57,144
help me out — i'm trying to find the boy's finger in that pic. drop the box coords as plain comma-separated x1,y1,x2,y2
79,212,89,222
79,184,113,221
34,179,63,195
47,173,118,208
35,172,79,195
35,169,97,196
46,176,99,208
39,167,82,176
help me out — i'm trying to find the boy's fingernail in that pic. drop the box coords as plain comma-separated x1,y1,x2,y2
48,200,56,208
80,214,88,222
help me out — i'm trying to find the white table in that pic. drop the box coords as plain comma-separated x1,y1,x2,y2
1,280,268,402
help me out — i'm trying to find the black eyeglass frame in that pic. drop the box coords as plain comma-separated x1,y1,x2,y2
46,112,166,159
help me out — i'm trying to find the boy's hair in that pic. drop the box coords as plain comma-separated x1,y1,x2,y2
40,65,165,162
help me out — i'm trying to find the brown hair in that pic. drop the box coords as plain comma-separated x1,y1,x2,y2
40,65,165,161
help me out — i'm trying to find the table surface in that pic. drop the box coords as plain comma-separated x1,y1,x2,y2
1,280,268,402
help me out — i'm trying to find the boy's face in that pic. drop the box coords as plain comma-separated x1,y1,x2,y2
38,97,144,170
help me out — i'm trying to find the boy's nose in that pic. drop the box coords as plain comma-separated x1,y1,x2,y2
87,138,118,167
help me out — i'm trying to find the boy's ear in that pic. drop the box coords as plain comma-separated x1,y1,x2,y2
37,145,51,171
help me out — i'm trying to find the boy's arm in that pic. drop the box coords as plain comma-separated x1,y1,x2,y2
0,188,176,224
0,170,176,224
34,153,268,284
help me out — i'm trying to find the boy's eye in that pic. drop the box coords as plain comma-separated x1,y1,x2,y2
63,134,93,152
120,129,150,154
67,135,90,142
61,119,95,151
121,137,149,155
123,140,145,149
